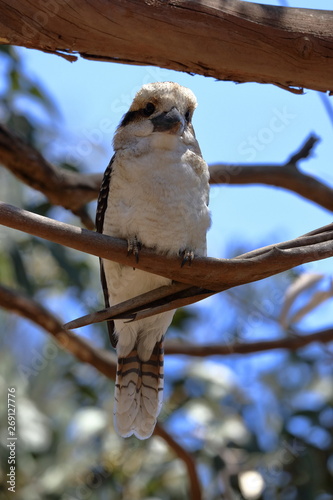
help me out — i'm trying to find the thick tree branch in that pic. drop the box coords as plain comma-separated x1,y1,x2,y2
0,124,101,228
0,202,332,317
210,135,333,213
0,1,333,92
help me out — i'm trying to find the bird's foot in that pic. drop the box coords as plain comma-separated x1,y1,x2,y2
127,236,141,264
180,248,194,267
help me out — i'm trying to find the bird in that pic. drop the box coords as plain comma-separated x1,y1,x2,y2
96,81,210,439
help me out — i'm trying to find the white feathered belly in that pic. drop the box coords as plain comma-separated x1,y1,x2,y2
103,260,174,360
102,146,210,360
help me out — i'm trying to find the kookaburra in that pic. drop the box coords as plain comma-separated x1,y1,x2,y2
96,82,210,439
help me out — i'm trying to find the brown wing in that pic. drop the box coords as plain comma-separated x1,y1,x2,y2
96,154,117,347
96,154,115,233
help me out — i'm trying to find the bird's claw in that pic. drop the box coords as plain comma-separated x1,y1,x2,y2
127,236,141,264
180,248,194,267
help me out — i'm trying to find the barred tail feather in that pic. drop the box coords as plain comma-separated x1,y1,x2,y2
114,340,164,439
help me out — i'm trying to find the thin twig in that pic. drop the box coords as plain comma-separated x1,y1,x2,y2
154,423,202,500
287,135,319,164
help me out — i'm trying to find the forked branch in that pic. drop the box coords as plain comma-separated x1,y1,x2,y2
209,135,333,213
0,201,332,324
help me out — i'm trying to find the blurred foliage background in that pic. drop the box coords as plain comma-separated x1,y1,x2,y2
0,46,333,500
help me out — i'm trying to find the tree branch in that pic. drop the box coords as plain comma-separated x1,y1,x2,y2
287,135,319,164
210,135,333,214
0,202,332,319
0,1,333,92
154,423,202,500
0,124,101,229
165,329,333,357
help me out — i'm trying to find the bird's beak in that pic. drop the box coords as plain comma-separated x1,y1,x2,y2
151,107,185,134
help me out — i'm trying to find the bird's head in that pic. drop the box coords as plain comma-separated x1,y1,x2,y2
113,82,200,153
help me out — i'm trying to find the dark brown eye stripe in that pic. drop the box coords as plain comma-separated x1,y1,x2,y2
119,109,141,127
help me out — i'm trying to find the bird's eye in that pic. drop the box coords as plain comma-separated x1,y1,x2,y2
144,102,155,116
185,109,191,122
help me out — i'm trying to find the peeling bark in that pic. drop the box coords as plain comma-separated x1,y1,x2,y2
0,1,332,92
